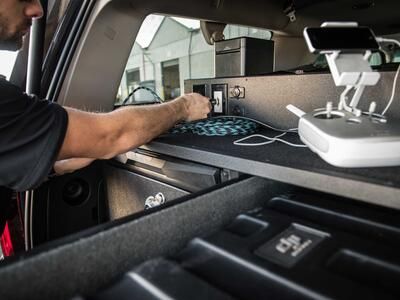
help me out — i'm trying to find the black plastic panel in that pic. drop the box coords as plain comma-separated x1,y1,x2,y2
326,249,400,296
32,161,108,245
91,259,234,300
89,192,400,300
174,200,400,299
153,128,400,189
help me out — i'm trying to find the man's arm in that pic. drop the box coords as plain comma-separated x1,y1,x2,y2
57,93,210,161
53,158,95,175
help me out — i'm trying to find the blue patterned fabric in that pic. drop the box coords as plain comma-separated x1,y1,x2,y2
169,117,259,136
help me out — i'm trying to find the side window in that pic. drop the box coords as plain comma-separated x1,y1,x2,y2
0,51,17,80
126,69,141,94
393,48,400,62
162,59,181,100
223,25,272,40
116,15,272,105
369,52,383,66
116,15,213,105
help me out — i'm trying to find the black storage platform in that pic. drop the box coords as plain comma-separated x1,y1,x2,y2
89,193,400,300
141,128,400,209
155,130,400,188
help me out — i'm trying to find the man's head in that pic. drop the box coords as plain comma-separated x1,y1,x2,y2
0,0,43,51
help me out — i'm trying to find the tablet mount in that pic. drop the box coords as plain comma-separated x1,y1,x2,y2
321,22,380,118
287,22,400,168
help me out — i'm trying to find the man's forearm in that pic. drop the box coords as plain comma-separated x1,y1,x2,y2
58,94,211,161
54,158,95,175
104,99,188,157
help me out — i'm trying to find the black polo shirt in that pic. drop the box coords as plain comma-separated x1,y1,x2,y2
0,78,68,191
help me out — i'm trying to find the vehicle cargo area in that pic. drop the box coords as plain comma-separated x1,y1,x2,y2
1,0,400,299
1,176,400,299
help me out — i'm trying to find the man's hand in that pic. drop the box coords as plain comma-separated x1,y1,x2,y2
176,93,212,122
53,158,95,175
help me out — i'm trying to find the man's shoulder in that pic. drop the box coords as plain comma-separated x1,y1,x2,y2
0,78,44,115
0,77,24,96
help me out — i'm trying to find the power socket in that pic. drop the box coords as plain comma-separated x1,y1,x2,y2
211,84,227,115
213,91,223,113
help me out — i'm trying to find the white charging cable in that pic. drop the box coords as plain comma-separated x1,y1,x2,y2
376,37,400,115
228,115,307,148
233,132,307,147
207,115,305,148
234,132,286,146
376,37,400,48
382,63,400,115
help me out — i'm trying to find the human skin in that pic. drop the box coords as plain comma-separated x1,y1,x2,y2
0,0,211,178
0,0,43,50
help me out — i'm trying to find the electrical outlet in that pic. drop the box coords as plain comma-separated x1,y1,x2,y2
213,91,223,113
211,84,227,115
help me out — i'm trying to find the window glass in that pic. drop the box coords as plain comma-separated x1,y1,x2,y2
162,59,181,100
116,15,272,105
369,52,383,66
223,25,272,40
393,49,400,62
0,51,18,80
126,69,141,94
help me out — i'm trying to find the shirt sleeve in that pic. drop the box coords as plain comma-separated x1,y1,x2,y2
0,79,68,191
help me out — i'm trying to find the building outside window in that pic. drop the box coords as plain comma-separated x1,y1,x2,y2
116,14,272,105
126,69,140,94
162,59,180,100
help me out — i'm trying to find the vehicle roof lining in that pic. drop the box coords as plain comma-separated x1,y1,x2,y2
127,0,400,36
58,0,144,111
